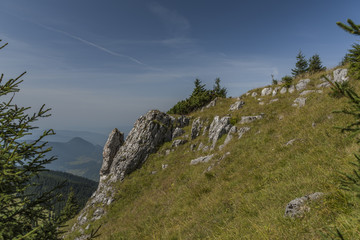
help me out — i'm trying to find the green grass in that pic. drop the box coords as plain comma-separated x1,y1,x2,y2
65,67,360,239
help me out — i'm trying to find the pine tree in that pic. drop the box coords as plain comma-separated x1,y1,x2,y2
291,51,308,77
337,19,360,35
308,54,326,73
59,188,80,223
0,39,62,239
212,78,227,98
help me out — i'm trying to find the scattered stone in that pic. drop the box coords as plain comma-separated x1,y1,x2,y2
257,98,263,101
202,125,209,136
251,92,258,97
162,164,168,170
202,145,210,152
197,142,204,151
165,149,171,155
278,115,284,120
280,87,287,94
261,87,272,96
285,139,296,146
190,154,214,165
272,87,280,96
300,90,315,96
172,127,185,139
229,101,245,111
295,79,310,91
245,92,250,96
238,127,250,139
205,98,217,108
259,102,265,105
172,139,188,147
269,98,279,104
333,68,348,83
190,144,196,151
191,117,203,140
316,81,331,88
312,122,316,128
292,97,306,107
284,192,324,218
288,85,295,93
219,126,237,150
240,114,263,124
151,171,157,175
208,116,232,149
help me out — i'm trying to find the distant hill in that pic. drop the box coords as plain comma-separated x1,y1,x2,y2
44,137,103,182
25,170,98,217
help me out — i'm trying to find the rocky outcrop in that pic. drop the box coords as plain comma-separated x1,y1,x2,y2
295,79,310,91
261,87,272,96
191,117,203,140
99,128,124,178
172,139,188,147
240,114,263,124
238,127,250,139
190,154,214,165
219,126,237,150
208,116,232,149
333,68,348,83
172,127,185,139
284,192,324,218
229,101,245,111
74,110,190,231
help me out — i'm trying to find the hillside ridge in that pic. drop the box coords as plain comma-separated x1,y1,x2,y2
67,67,358,239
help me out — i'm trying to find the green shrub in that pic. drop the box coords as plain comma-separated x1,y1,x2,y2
282,75,293,88
346,43,360,79
168,78,227,115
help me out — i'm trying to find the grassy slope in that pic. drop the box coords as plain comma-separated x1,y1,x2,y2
67,68,360,239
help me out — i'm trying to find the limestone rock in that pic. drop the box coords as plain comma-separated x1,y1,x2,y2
172,139,188,147
190,154,214,165
162,164,168,169
259,102,265,105
333,68,348,83
316,81,331,88
172,127,185,139
292,97,306,107
238,127,250,139
272,87,280,96
251,92,258,97
240,114,263,124
219,126,237,150
288,85,295,93
100,128,124,178
269,98,279,104
175,115,190,128
191,117,203,140
261,87,272,96
229,101,245,111
92,208,105,221
208,116,232,149
295,79,310,91
284,192,324,218
205,98,217,109
280,87,287,94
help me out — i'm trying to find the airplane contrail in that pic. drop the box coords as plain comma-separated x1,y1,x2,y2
37,23,145,66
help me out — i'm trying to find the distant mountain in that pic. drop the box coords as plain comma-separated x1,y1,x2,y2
25,170,98,217
44,137,103,182
22,129,108,146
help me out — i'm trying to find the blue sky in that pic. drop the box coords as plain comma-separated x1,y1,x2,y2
0,0,359,135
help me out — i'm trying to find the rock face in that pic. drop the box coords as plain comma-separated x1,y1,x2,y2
191,117,203,140
292,97,306,108
99,128,124,178
172,127,185,139
208,116,232,149
75,110,190,230
284,192,324,218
